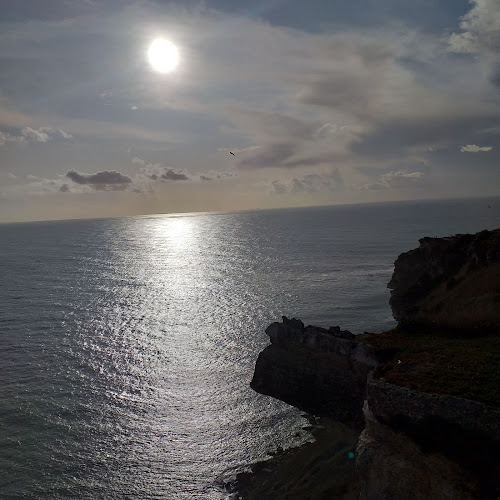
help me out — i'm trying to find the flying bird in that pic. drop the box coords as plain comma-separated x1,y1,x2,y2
229,151,235,156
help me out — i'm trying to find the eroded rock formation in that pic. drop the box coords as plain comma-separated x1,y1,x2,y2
251,317,388,428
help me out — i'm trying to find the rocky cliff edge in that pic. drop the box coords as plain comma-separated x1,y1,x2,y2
247,228,500,499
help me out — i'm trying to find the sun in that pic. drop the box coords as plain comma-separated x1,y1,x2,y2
147,38,180,74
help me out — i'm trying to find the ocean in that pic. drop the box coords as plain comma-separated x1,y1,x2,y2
1,197,498,499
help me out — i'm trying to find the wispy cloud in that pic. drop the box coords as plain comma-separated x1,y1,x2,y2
0,126,71,146
1,1,499,220
359,170,426,191
217,145,261,154
460,144,493,152
269,169,342,195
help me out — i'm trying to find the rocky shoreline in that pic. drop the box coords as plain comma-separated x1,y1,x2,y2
228,416,360,500
234,229,500,499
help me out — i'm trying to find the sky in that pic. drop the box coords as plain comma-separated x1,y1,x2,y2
0,0,499,222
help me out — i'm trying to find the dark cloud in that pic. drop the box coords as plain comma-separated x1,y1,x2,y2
66,169,132,186
59,183,69,192
300,74,373,118
488,64,500,88
161,169,190,181
135,156,236,183
136,158,188,181
350,115,499,157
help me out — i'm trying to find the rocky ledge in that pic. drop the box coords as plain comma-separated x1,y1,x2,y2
245,228,500,499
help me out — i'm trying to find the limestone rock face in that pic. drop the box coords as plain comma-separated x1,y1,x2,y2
388,228,500,328
250,317,382,428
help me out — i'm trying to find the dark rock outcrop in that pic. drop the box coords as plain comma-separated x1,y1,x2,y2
357,373,500,499
388,228,500,329
251,317,384,428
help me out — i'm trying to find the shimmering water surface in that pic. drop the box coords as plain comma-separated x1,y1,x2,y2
1,198,498,498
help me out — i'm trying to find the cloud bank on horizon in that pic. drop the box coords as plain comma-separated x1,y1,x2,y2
0,0,498,221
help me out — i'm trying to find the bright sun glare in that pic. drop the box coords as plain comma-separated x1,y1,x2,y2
147,38,180,73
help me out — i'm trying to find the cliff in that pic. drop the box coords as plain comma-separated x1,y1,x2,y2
357,373,500,499
245,228,500,499
250,317,389,428
388,228,500,329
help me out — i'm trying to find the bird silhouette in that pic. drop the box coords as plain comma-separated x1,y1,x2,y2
230,151,235,156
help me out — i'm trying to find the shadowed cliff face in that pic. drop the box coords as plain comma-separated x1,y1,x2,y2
250,317,383,428
388,228,500,329
357,374,500,499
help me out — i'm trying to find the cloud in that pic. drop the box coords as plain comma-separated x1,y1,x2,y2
460,144,493,152
0,126,72,146
161,169,190,181
0,171,17,179
447,0,500,89
0,174,70,198
238,142,298,168
217,145,262,154
448,0,500,54
66,169,132,190
135,156,237,184
139,161,192,182
0,130,24,146
1,2,499,214
359,169,427,190
22,126,72,142
269,169,342,195
197,170,238,181
350,113,499,157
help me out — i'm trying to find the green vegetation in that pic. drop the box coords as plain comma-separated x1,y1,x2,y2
357,328,500,409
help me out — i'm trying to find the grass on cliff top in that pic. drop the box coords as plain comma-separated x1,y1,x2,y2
357,327,500,410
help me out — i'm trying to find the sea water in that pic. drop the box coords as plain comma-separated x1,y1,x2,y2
1,197,498,498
